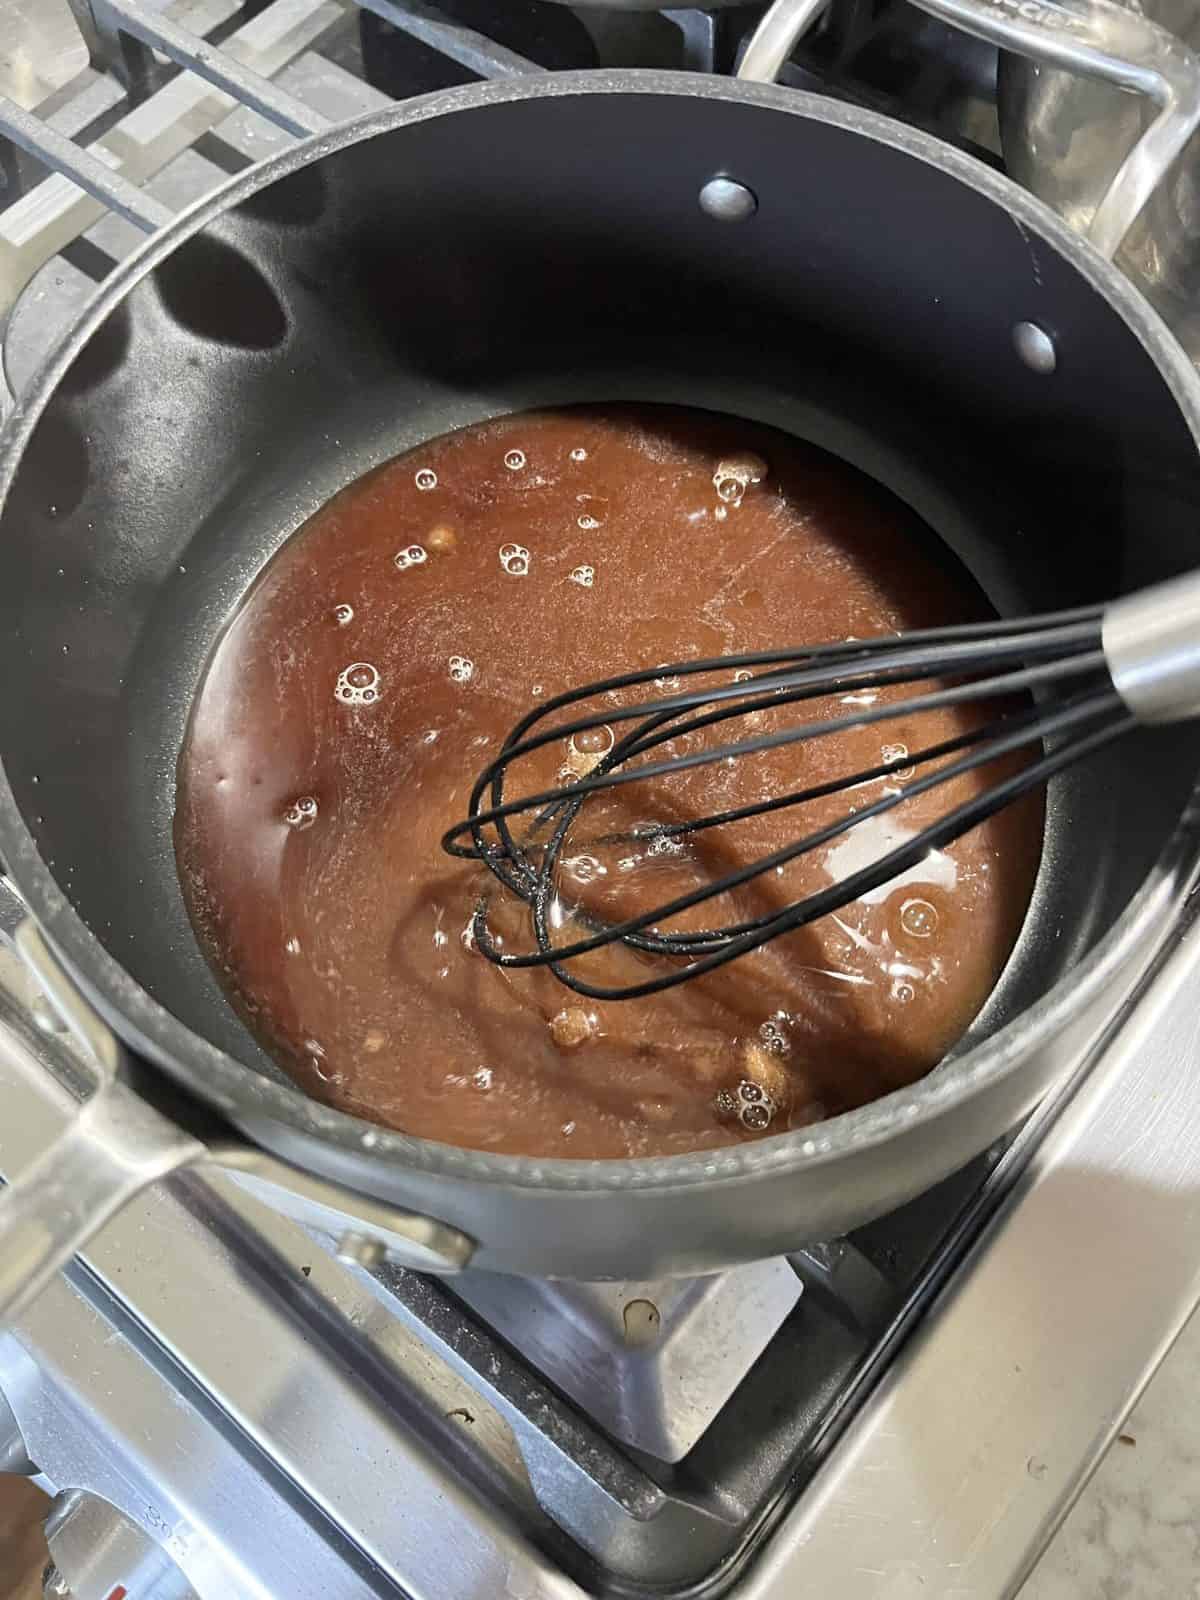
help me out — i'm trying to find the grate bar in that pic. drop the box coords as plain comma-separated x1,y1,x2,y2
0,0,343,332
0,94,172,233
355,0,544,79
42,75,128,142
89,0,330,135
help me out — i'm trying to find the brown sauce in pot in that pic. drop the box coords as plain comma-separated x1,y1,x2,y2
174,406,1042,1158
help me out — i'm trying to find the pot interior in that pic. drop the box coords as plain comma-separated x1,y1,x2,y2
2,86,1199,1114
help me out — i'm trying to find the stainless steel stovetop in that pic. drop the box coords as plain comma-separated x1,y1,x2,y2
3,5,1200,1598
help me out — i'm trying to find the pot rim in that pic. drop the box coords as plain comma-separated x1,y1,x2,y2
2,69,1199,1194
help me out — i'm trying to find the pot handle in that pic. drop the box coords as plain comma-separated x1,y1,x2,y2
739,0,1200,259
0,878,473,1323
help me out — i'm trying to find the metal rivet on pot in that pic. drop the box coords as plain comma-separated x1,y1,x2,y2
1013,321,1057,374
699,177,757,223
337,1230,386,1270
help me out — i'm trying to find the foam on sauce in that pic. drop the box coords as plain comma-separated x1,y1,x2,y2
174,406,1042,1158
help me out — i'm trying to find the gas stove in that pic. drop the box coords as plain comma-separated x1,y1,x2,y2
3,5,1200,1598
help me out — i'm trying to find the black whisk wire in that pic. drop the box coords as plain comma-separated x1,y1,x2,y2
449,611,1103,842
472,692,1125,1000
440,605,1123,1000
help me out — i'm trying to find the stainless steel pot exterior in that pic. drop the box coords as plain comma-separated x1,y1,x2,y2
0,875,477,1317
2,74,1200,1278
1000,0,1200,360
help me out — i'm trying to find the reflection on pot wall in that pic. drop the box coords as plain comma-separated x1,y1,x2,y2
999,0,1200,362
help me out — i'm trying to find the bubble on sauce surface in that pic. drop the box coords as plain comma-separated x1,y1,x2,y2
332,603,354,626
473,1066,494,1090
504,449,526,471
394,544,427,572
448,654,475,684
569,565,595,588
499,542,530,577
577,515,600,531
576,726,612,755
562,854,603,884
283,795,319,830
564,724,614,777
414,468,437,491
713,452,767,508
758,1016,790,1056
335,661,381,706
569,447,587,462
715,1075,777,1131
900,897,939,938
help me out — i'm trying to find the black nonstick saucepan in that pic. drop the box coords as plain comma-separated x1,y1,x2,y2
1,42,1200,1302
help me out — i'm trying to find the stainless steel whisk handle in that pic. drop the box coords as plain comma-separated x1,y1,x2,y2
1103,570,1200,722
